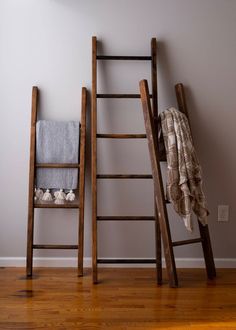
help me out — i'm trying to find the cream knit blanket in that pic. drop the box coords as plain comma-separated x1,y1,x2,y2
160,107,209,231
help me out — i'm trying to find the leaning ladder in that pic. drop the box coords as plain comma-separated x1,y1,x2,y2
140,79,216,287
26,87,87,277
91,36,162,284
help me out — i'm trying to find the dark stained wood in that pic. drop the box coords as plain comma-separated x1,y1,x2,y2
33,244,78,249
140,79,178,287
151,38,162,285
96,133,147,139
92,37,161,284
36,163,80,168
97,259,156,264
151,38,158,122
97,216,155,221
97,55,152,60
175,82,216,280
0,268,235,329
97,174,152,179
26,86,38,277
78,87,87,277
155,202,162,285
34,202,79,209
172,238,203,247
97,93,153,98
92,36,98,284
139,80,216,287
199,222,217,279
26,87,86,278
175,83,189,117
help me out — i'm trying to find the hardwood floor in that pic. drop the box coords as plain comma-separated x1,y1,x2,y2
0,268,235,329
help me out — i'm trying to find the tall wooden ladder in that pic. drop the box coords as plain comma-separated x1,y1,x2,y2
140,79,216,287
26,87,87,277
92,36,162,284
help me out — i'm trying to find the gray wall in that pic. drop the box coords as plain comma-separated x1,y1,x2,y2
1,0,236,264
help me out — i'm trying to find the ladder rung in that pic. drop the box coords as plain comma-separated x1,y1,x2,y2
34,203,79,209
97,174,152,179
97,216,155,221
97,94,152,99
97,55,152,61
96,133,146,139
33,244,78,249
97,258,156,264
159,156,167,162
36,163,80,168
172,238,203,247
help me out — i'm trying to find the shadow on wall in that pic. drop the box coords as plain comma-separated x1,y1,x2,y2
185,87,235,257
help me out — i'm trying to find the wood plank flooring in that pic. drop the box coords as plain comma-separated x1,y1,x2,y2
0,268,236,329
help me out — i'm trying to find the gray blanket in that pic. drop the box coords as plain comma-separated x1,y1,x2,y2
36,120,80,190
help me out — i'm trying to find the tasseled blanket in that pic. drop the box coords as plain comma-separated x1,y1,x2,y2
36,120,79,190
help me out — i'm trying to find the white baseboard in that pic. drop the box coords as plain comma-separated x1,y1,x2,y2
0,257,236,268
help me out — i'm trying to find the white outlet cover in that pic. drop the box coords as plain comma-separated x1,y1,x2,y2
218,205,229,222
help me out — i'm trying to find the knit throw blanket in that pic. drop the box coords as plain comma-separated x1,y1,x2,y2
159,107,209,231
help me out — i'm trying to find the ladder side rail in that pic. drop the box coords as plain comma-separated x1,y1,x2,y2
140,79,178,287
151,38,158,122
78,87,87,276
151,38,162,285
92,36,98,283
26,86,38,277
175,83,216,279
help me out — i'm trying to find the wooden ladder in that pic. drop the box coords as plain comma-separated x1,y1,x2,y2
26,86,87,277
140,79,216,287
91,36,162,284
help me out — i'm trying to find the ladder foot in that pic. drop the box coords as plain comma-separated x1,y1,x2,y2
156,262,162,285
169,282,179,288
26,265,33,278
207,270,217,280
93,272,98,284
78,270,83,277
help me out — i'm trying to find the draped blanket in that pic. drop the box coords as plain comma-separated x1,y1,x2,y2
159,107,208,231
36,120,80,190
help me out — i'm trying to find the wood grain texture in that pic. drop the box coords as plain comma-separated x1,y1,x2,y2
175,83,189,118
0,268,235,330
97,55,152,60
140,79,178,287
92,36,98,284
27,87,86,277
175,83,216,280
96,93,152,98
36,163,80,168
92,38,160,284
33,244,78,249
96,133,147,139
78,87,87,277
97,216,155,221
151,38,158,122
96,174,152,179
26,86,38,277
140,80,216,287
151,38,162,285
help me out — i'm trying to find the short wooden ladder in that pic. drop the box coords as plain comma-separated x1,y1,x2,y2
140,79,216,287
26,87,87,277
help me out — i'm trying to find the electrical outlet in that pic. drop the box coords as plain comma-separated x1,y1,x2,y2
218,205,229,222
